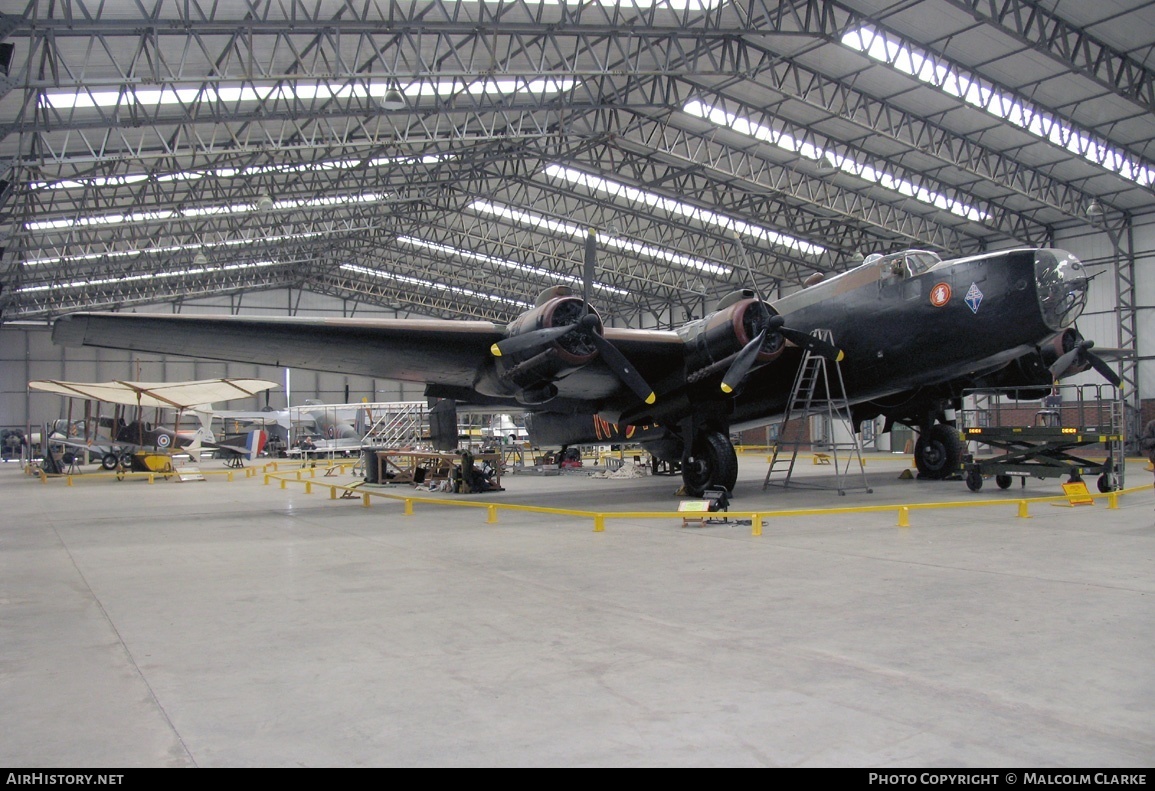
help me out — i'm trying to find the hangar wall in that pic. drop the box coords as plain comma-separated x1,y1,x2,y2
0,289,427,435
1056,215,1155,420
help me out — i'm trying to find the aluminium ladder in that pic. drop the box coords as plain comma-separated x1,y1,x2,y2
762,329,872,495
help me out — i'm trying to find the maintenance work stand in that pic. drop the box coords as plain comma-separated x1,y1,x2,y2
960,383,1124,493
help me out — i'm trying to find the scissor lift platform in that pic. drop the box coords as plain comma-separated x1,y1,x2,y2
961,383,1124,493
962,425,1123,492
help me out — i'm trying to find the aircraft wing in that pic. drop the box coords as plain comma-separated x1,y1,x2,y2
29,375,280,410
54,313,506,388
52,312,689,407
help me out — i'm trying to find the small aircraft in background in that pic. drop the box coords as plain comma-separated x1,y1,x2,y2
217,399,364,455
53,235,1119,496
29,378,279,470
484,414,529,443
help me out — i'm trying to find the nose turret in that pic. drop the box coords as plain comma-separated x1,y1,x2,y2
1034,249,1088,332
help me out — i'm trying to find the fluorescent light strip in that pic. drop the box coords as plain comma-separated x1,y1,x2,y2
842,26,1155,189
340,263,533,309
462,0,721,6
684,100,989,222
545,164,826,256
24,192,389,231
469,199,731,276
24,230,345,268
43,77,577,111
19,260,277,294
398,234,629,297
32,155,450,192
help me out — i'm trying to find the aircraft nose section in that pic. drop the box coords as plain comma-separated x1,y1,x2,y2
1034,249,1088,332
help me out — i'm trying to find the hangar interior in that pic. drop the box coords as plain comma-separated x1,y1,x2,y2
0,0,1153,768
0,0,1153,429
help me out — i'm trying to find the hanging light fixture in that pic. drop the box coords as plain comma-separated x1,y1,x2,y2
381,85,406,111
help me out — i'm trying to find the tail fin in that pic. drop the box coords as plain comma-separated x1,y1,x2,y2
245,429,268,461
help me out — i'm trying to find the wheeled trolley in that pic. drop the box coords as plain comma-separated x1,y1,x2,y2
960,384,1124,493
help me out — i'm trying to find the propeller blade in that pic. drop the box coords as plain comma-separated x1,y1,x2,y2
1085,350,1123,388
590,333,656,405
582,227,596,313
491,323,576,357
721,329,767,395
778,327,844,362
1048,340,1093,380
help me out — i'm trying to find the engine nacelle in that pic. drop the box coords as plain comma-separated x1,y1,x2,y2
1040,328,1088,375
474,287,603,403
678,291,785,384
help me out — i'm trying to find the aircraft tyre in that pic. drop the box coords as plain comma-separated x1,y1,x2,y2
682,431,738,497
915,424,962,480
101,452,119,470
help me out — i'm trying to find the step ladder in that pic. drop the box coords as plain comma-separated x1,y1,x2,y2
763,329,872,495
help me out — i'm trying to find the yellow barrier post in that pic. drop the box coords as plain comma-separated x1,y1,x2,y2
227,471,234,483
404,499,414,516
1017,500,1030,518
487,505,498,524
280,478,287,489
148,474,155,484
594,514,605,532
264,474,270,485
329,486,337,500
752,514,762,537
897,506,910,527
295,470,302,481
66,475,73,487
362,492,370,508
1108,492,1119,510
304,481,312,494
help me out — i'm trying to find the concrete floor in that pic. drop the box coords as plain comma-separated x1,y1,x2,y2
1,452,1153,768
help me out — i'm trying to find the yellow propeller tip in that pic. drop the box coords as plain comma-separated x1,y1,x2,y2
836,350,845,362
490,344,502,357
645,393,656,405
720,383,733,395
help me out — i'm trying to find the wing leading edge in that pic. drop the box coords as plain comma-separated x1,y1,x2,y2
53,313,504,388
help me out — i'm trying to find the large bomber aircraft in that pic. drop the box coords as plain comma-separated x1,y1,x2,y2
52,235,1113,496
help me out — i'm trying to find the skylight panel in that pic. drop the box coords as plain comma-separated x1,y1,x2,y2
23,230,350,268
841,26,1155,189
684,100,988,222
456,0,723,7
24,193,388,232
18,260,277,294
44,76,578,111
398,235,629,297
469,200,730,276
340,263,534,309
32,154,449,193
545,164,827,256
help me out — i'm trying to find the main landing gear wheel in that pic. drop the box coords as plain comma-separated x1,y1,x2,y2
101,452,119,470
681,431,738,498
915,424,963,480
